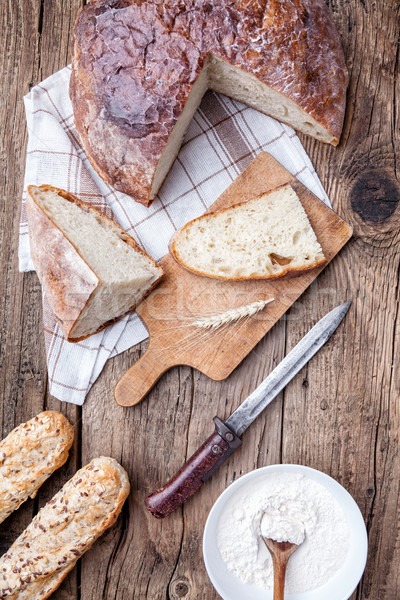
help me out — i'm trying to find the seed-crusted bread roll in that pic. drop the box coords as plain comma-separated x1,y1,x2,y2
0,411,74,525
0,457,130,600
169,184,326,280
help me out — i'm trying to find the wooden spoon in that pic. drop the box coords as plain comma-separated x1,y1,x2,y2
262,537,300,600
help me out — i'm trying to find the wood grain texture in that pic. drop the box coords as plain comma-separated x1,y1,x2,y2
115,153,352,407
0,1,399,600
0,2,83,599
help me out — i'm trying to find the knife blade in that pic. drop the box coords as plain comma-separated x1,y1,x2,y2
145,301,351,518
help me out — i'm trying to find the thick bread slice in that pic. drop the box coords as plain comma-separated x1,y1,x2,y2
0,457,130,600
27,185,163,342
0,411,74,525
170,184,326,280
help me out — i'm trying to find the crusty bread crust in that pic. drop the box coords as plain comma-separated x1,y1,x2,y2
169,185,327,281
0,457,130,600
70,0,348,206
27,185,163,342
0,411,74,525
27,187,99,341
169,233,327,281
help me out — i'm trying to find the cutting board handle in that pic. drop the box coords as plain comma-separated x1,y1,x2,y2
114,344,171,407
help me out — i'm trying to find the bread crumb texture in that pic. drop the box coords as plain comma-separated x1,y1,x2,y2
171,184,325,279
27,185,163,340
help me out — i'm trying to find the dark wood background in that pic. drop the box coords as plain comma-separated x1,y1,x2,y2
1,1,399,598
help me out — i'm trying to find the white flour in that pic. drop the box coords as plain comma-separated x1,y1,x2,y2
217,471,349,593
260,508,305,545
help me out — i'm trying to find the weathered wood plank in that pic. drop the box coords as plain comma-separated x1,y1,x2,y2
295,2,400,599
0,0,48,549
0,1,82,599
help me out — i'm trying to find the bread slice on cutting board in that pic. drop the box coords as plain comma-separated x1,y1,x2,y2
169,183,326,280
27,185,163,342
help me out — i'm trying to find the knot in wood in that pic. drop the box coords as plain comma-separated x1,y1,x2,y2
366,486,375,497
169,576,191,598
350,170,400,223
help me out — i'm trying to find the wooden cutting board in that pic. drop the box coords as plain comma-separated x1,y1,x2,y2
115,152,352,407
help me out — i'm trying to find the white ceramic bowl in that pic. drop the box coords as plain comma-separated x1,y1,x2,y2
203,464,368,600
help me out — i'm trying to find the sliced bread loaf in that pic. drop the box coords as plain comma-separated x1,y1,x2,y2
27,185,163,341
169,184,326,280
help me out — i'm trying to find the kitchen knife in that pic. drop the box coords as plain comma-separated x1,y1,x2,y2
145,301,351,518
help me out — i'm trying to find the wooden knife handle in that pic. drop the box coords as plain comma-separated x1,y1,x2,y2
145,417,242,518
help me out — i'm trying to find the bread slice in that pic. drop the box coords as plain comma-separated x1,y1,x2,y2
27,185,164,342
0,456,129,600
0,411,74,525
169,184,326,280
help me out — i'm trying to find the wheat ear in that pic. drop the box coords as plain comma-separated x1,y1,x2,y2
191,298,274,332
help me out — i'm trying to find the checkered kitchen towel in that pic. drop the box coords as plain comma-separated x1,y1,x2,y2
19,65,330,405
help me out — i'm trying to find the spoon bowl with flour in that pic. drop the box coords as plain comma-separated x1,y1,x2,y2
205,465,367,600
261,512,305,600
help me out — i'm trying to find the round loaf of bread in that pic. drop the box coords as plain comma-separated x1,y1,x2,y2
70,0,348,206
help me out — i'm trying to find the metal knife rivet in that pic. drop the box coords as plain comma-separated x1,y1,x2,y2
225,432,234,442
211,444,221,455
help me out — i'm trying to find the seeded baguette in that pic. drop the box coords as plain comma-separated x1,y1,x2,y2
0,411,74,525
0,457,130,600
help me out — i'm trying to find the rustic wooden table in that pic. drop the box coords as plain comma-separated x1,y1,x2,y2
1,1,399,599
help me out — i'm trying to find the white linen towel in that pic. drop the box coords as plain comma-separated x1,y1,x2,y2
19,65,330,405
